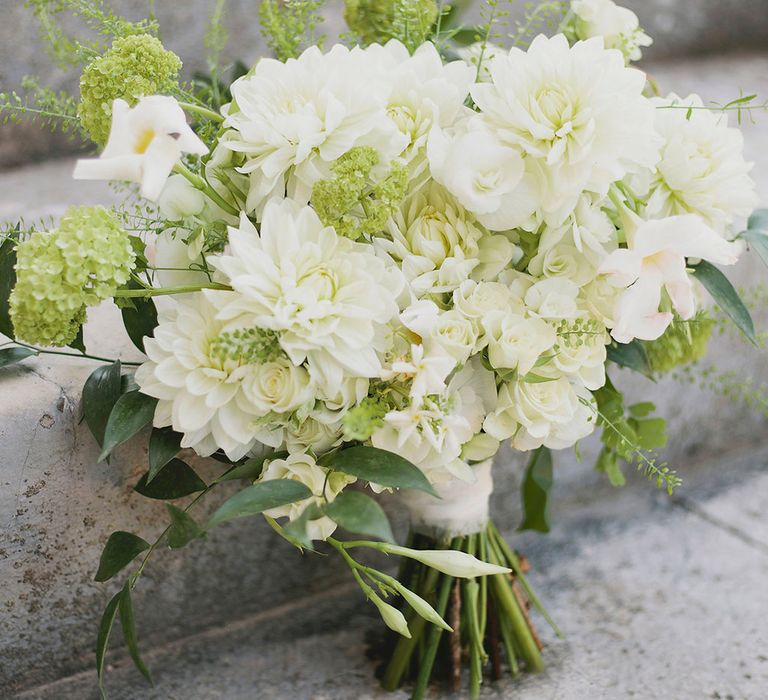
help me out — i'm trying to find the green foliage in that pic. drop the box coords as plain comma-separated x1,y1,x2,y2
0,76,82,136
10,206,134,347
214,452,285,483
120,283,158,353
342,395,389,441
343,0,438,52
740,209,768,267
259,0,326,62
118,583,152,683
147,427,183,483
323,491,395,543
691,260,757,346
519,446,552,533
592,377,678,493
82,360,122,446
0,347,38,369
0,234,17,340
165,504,204,549
311,147,408,241
328,446,438,496
99,390,157,461
94,531,150,582
78,34,182,145
206,479,313,528
510,1,567,47
643,313,715,374
606,339,654,379
134,459,207,500
96,590,121,698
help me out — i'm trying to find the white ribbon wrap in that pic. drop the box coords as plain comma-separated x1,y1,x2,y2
397,459,494,538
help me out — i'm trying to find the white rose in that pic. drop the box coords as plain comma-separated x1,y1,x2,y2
483,377,597,450
453,280,525,345
285,416,343,455
402,301,478,365
525,278,581,320
260,453,354,541
582,277,619,327
528,242,598,286
572,0,652,62
483,313,557,374
239,357,314,415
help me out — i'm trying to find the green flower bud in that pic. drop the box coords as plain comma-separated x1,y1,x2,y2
78,34,182,145
10,206,134,347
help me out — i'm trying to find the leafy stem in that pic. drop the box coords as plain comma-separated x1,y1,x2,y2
173,162,240,217
6,339,142,366
114,282,232,298
178,101,224,123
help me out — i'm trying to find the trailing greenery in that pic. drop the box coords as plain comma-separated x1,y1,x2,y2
344,0,439,53
259,0,326,61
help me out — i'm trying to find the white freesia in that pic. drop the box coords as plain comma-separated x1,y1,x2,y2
385,545,511,578
633,94,758,233
484,377,597,450
471,35,660,226
379,182,515,295
134,293,281,460
572,0,652,62
223,44,406,215
600,214,742,343
261,453,354,541
384,342,456,402
211,199,403,394
73,96,208,200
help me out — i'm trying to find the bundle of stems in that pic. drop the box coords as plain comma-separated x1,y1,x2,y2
380,521,561,699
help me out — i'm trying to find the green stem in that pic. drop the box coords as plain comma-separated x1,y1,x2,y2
114,282,232,298
178,101,224,122
174,162,239,217
10,340,142,367
411,537,460,700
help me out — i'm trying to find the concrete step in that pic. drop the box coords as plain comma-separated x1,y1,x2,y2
13,445,768,700
2,53,768,696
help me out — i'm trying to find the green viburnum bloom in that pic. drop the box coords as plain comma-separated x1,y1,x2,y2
10,206,135,347
643,312,715,373
78,34,182,145
311,147,408,240
342,395,389,441
344,0,438,50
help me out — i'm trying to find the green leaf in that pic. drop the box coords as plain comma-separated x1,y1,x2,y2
134,459,206,500
633,417,668,450
692,260,757,346
329,446,437,497
99,390,157,461
94,531,150,582
207,479,313,529
281,503,323,550
740,210,768,267
0,346,37,368
82,361,122,447
0,234,17,340
322,491,395,543
118,584,152,683
121,292,158,353
606,340,653,379
522,372,558,383
165,503,203,548
96,590,121,699
69,325,86,354
214,451,286,484
628,401,656,418
147,427,182,483
595,447,626,487
519,447,553,534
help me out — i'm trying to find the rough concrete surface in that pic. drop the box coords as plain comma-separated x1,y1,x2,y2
2,53,768,698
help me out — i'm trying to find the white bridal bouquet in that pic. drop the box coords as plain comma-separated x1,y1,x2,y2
2,0,767,697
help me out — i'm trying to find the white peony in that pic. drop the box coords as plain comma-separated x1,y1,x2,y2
379,182,516,295
211,199,403,394
135,293,284,460
572,0,652,62
484,377,596,450
260,453,354,541
470,34,660,227
632,94,758,233
223,44,407,215
372,358,497,483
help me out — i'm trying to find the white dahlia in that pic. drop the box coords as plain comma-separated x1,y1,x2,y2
223,44,407,215
470,34,660,226
632,94,758,233
211,199,404,394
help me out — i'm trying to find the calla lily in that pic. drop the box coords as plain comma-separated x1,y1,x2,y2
600,213,742,343
73,96,208,200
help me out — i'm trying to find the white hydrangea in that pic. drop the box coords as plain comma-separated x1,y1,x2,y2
372,358,497,484
470,34,661,227
223,44,407,215
571,0,652,62
631,94,758,234
484,377,597,451
211,199,404,395
378,181,517,295
135,294,287,460
261,453,354,541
